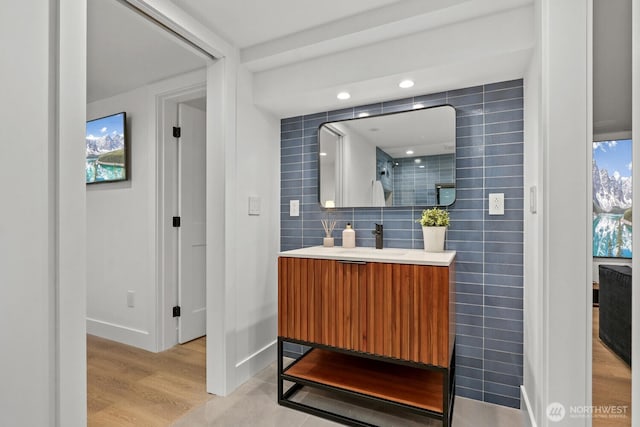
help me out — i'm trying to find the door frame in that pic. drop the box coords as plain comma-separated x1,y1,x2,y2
156,84,207,352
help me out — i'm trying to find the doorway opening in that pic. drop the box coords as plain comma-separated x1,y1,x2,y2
592,0,632,424
86,0,210,422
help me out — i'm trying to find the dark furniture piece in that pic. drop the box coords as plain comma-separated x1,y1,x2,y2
598,264,632,366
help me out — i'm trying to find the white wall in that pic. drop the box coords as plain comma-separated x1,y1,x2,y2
522,1,591,426
340,126,376,206
319,127,338,205
522,0,543,422
232,65,280,382
86,87,158,350
86,70,206,352
0,1,87,425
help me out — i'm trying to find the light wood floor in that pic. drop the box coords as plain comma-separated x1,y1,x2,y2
87,334,211,426
87,311,630,426
593,307,631,426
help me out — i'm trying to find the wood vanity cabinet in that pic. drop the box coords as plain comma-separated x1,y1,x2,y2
277,256,456,427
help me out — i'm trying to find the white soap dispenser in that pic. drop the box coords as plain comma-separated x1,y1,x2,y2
342,223,356,248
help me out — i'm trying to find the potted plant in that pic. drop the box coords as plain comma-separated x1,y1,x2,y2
417,208,450,252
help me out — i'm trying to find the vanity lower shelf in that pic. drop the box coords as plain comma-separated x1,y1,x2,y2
284,348,444,412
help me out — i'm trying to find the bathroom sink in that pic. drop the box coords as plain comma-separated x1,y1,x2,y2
336,248,407,256
279,245,456,266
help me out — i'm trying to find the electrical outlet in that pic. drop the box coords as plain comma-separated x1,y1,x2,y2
290,200,299,217
489,193,504,215
127,290,135,308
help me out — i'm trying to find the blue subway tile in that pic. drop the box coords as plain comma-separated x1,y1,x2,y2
484,393,520,409
484,360,523,377
485,252,523,266
414,92,447,103
484,79,523,91
484,296,523,310
484,109,524,124
484,99,523,113
457,366,483,380
484,350,523,367
484,328,523,343
457,387,483,401
457,135,484,148
449,93,484,108
485,307,522,322
484,262,524,278
485,317,523,333
457,376,483,391
457,314,484,328
485,338,523,354
485,121,523,135
382,97,414,108
457,115,484,127
484,87,523,102
484,382,521,400
354,103,382,114
280,80,525,408
449,85,483,97
485,132,524,145
483,371,522,388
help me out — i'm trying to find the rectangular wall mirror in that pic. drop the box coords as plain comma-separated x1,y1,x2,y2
318,105,456,208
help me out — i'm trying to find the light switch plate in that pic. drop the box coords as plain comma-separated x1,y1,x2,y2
127,290,135,308
248,196,261,216
489,193,504,215
290,200,300,217
529,186,537,214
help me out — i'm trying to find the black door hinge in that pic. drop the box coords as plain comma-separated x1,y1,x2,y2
173,306,181,317
172,216,181,227
173,126,181,138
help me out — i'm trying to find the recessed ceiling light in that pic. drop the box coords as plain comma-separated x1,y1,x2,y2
319,152,327,156
399,80,415,89
413,103,425,109
414,158,422,164
337,92,351,100
358,112,370,118
406,150,414,155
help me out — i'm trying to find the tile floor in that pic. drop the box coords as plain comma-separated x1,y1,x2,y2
172,362,523,427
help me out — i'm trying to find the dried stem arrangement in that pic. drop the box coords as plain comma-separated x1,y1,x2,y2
321,218,337,237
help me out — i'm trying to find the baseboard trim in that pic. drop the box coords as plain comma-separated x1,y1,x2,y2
86,317,154,352
236,339,277,368
520,385,538,427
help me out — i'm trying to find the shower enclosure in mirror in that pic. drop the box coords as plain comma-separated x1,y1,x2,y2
318,105,456,208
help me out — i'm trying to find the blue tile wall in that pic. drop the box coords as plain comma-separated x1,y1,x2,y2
280,79,524,409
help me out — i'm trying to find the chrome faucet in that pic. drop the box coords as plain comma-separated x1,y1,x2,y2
372,223,383,249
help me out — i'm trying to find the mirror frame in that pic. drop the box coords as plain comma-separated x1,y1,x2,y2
317,104,456,209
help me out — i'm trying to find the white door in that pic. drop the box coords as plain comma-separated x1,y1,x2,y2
178,103,207,343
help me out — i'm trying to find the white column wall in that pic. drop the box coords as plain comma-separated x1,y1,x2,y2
0,0,87,425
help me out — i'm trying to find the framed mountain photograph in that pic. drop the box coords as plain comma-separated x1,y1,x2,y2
86,112,128,184
593,139,632,258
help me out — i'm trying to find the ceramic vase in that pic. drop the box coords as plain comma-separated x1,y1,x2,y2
422,226,446,252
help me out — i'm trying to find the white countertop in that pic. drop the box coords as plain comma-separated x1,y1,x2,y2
278,246,455,266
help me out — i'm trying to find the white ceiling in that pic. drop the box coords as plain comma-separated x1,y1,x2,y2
87,0,207,103
593,0,632,136
88,0,631,132
170,0,403,49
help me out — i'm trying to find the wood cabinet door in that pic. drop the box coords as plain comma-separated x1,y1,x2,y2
278,257,454,367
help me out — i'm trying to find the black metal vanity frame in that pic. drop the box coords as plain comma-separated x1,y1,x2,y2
277,337,456,427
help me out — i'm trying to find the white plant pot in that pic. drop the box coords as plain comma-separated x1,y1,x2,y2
422,226,446,252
